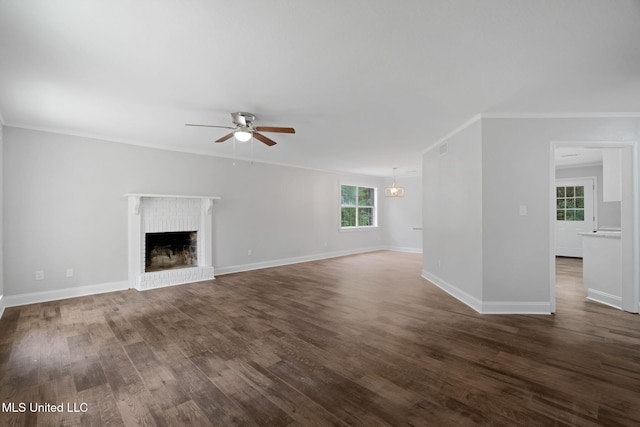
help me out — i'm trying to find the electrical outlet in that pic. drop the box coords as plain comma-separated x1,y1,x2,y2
66,268,74,277
248,249,252,256
35,270,44,281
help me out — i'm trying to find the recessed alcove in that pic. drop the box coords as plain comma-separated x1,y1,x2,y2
145,231,198,272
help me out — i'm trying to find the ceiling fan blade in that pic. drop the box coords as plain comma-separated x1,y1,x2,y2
215,133,234,143
255,126,295,134
185,123,235,129
253,132,277,146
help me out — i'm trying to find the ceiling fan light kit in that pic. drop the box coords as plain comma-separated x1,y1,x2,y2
234,129,252,142
186,112,295,146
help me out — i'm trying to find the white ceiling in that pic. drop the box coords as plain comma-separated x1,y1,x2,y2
1,1,640,177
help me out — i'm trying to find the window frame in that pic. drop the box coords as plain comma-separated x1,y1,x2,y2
556,184,586,222
340,184,378,230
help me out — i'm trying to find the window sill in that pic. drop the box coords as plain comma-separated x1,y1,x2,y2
339,226,379,232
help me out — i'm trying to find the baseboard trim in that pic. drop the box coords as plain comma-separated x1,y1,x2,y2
136,276,214,292
480,300,552,315
421,270,552,315
387,246,423,254
421,270,483,313
216,247,388,276
1,281,129,309
587,289,622,310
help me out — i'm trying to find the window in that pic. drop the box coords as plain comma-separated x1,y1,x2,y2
556,185,585,221
341,185,377,228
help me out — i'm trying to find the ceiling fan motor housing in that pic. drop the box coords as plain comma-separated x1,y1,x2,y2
233,112,256,127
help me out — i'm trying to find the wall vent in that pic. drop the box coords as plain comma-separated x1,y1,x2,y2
439,142,449,156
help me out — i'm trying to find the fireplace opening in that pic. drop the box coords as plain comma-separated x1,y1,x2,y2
145,231,197,272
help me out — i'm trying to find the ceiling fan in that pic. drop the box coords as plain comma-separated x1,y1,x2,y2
185,112,295,146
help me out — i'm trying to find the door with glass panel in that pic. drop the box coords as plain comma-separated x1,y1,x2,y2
555,178,595,257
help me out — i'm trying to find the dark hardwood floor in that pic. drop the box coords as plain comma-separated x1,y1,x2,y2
1,252,639,426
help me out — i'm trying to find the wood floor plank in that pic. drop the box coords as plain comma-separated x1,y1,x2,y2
1,252,640,425
226,359,348,427
76,383,125,427
69,359,107,393
206,363,294,427
265,359,393,426
162,400,212,426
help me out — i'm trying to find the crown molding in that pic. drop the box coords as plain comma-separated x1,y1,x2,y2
421,114,482,155
422,112,640,155
4,122,385,179
480,112,640,119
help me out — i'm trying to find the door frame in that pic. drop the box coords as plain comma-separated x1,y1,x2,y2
554,176,597,257
549,140,639,313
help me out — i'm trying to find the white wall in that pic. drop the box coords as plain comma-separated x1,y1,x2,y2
382,175,422,252
0,121,4,312
421,116,639,313
422,120,483,305
556,164,621,229
3,127,389,300
481,117,639,305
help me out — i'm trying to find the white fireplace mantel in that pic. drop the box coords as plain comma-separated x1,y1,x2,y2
125,193,221,291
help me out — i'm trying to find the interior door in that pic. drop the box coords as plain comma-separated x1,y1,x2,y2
555,178,595,257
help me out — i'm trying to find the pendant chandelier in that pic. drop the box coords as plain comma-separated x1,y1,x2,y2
384,168,405,198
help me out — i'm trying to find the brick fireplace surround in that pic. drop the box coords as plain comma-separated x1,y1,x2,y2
126,194,220,290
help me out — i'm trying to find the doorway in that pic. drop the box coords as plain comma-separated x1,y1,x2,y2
550,141,639,314
555,177,596,257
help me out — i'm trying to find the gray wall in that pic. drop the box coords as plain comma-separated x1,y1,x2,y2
556,164,621,229
423,120,483,301
383,175,422,252
0,122,3,302
481,117,639,303
3,126,402,297
422,116,639,311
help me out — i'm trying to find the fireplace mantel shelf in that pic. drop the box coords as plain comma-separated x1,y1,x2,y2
124,193,221,200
